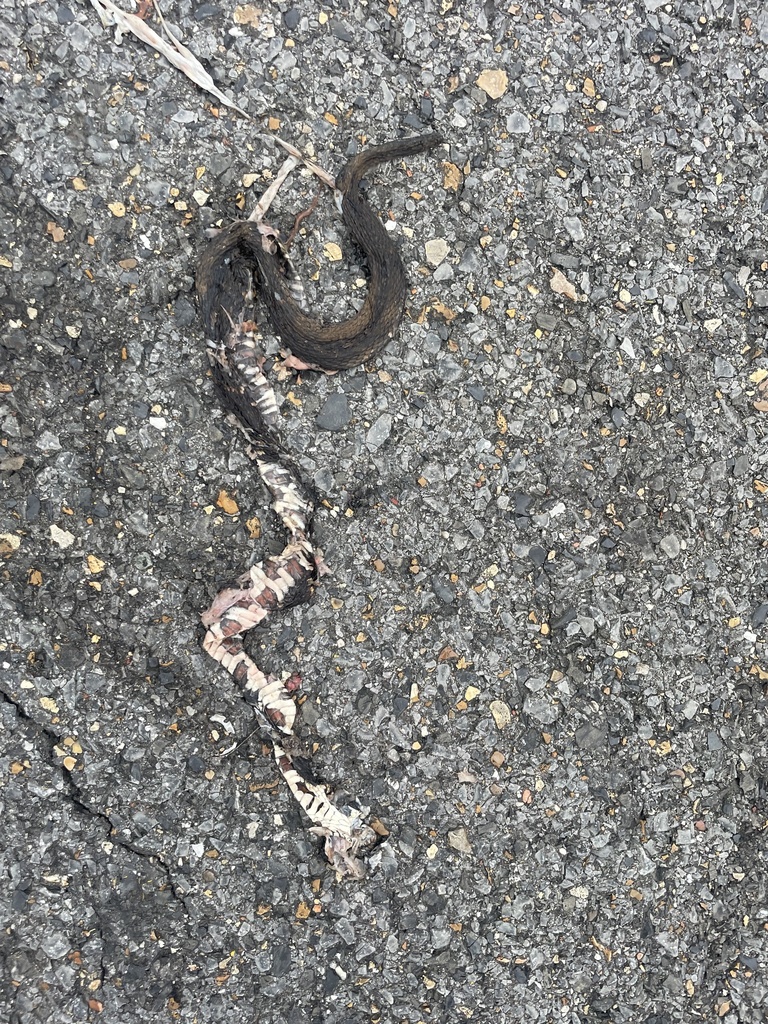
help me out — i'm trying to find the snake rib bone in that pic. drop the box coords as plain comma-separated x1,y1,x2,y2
197,133,443,877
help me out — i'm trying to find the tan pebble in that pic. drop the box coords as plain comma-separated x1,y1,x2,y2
425,237,449,267
447,827,472,854
489,699,512,729
476,68,508,99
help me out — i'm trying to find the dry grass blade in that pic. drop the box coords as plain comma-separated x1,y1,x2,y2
248,156,301,224
90,0,249,117
88,0,336,188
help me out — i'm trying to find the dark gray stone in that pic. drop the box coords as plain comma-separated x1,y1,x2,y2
315,393,350,431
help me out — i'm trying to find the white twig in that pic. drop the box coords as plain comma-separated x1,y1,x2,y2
248,156,301,224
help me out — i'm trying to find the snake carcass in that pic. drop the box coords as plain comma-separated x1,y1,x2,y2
196,133,443,877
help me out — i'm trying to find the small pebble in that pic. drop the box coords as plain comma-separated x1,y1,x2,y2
315,393,350,432
713,356,735,378
536,312,557,332
447,828,472,854
476,69,508,99
425,238,449,266
490,700,512,730
366,413,392,449
659,534,681,559
563,216,585,242
506,112,531,133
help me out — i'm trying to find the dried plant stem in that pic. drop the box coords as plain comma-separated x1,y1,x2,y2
248,156,302,224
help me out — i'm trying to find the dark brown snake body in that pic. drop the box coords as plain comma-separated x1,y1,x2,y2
197,133,442,876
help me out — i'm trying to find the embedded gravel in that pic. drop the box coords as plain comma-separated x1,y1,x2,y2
1,1,767,1022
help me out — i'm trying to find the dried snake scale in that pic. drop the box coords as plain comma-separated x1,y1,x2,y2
197,134,443,876
273,743,376,880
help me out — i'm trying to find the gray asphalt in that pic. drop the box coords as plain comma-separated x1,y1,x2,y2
1,1,767,1022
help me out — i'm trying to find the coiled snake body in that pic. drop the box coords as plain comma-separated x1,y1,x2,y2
197,133,442,876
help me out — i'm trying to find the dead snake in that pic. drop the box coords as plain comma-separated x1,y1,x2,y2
196,133,443,876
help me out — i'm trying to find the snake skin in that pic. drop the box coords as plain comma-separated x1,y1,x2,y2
196,134,443,876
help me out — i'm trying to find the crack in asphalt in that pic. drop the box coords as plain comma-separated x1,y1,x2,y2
0,683,194,919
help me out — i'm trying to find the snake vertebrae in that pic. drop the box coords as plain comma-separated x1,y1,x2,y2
197,133,443,876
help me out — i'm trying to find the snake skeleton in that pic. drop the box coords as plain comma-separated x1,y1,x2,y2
196,133,443,877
